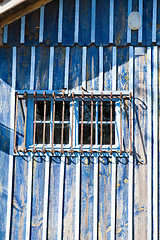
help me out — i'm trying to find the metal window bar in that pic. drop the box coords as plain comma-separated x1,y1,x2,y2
33,91,37,153
23,91,27,153
14,91,19,153
51,92,56,154
71,92,74,155
81,92,84,154
61,90,65,155
43,91,46,154
14,91,133,155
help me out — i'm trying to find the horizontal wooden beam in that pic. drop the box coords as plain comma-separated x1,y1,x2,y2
0,0,53,27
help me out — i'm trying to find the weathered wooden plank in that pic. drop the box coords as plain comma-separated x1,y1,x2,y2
43,0,59,46
142,0,153,46
7,19,21,46
79,0,91,46
80,157,94,239
86,45,99,91
47,157,61,239
62,0,75,46
25,9,40,46
53,45,65,90
98,158,112,240
0,46,12,86
69,45,82,90
20,16,25,44
116,157,128,240
138,0,143,43
39,6,44,43
16,46,31,90
111,155,117,240
134,48,148,240
34,46,50,90
95,0,109,45
30,157,45,239
63,157,76,239
10,156,28,240
103,46,112,91
117,47,129,91
114,0,128,46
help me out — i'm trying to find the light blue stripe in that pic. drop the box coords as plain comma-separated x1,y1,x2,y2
152,0,157,42
99,47,103,91
49,47,54,90
30,47,35,90
112,47,117,90
74,0,79,43
58,0,63,43
109,0,114,43
64,47,70,89
39,6,45,43
138,0,143,43
3,25,8,43
127,0,132,43
20,16,25,43
91,0,96,42
82,47,87,89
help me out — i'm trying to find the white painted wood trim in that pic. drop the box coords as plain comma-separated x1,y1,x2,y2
109,0,114,43
111,154,116,240
39,6,45,43
64,47,70,89
91,0,96,43
127,0,132,43
49,47,54,90
147,47,152,240
3,25,8,43
93,156,98,240
5,47,16,240
20,16,25,43
82,47,87,89
75,155,80,240
128,46,133,240
153,46,158,240
57,156,65,240
42,155,50,240
152,0,157,43
74,0,79,43
58,0,63,43
138,0,143,43
112,47,117,91
99,46,103,91
30,46,36,90
25,153,33,240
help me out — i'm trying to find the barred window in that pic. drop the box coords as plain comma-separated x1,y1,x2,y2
14,91,132,155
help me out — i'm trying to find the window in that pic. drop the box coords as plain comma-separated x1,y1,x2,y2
14,91,133,155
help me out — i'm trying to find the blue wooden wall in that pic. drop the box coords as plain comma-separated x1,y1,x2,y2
0,0,159,239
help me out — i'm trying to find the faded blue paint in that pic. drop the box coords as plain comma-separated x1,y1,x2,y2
47,157,61,239
117,47,129,91
98,158,112,239
86,44,99,91
25,9,40,46
43,0,59,46
69,44,82,90
0,47,12,86
103,46,112,90
131,0,138,46
8,19,21,46
34,46,50,90
142,0,153,46
156,0,160,45
62,0,75,46
16,46,31,90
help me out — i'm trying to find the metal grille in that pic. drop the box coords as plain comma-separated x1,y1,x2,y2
14,91,133,155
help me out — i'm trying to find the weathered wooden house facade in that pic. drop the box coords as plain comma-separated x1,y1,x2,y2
0,0,159,239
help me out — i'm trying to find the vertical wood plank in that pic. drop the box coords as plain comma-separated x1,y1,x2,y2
111,154,117,240
20,16,25,44
138,0,143,43
49,47,54,90
93,156,98,240
109,0,114,43
99,46,103,91
74,0,79,43
58,0,63,43
127,0,132,43
153,46,158,240
152,0,157,42
75,155,80,240
82,47,87,89
91,0,96,43
3,25,8,44
39,6,45,43
64,47,70,89
30,46,35,91
5,47,16,240
147,47,152,240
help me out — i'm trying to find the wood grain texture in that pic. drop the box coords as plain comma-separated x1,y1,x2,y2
134,49,148,240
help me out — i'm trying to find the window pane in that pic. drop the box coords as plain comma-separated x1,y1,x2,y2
55,101,70,121
36,101,51,121
79,124,95,145
98,101,115,121
79,101,96,121
35,123,50,144
54,123,69,144
98,124,115,145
